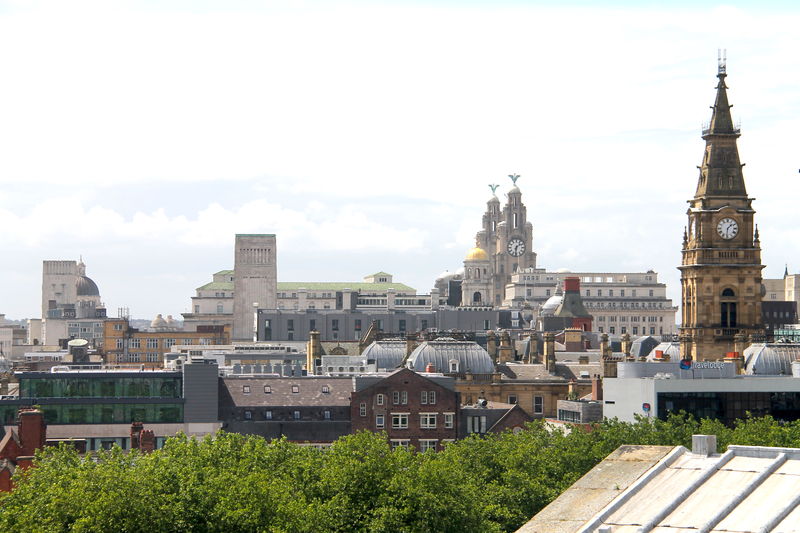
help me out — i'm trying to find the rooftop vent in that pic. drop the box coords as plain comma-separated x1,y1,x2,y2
692,434,717,456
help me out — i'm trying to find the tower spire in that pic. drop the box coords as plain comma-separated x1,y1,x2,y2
695,53,747,199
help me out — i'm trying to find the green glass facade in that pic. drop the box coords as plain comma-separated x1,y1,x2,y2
20,375,182,399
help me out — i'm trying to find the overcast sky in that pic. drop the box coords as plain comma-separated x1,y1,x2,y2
1,0,799,321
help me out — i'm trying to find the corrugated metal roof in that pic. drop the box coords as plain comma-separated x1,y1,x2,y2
407,338,495,374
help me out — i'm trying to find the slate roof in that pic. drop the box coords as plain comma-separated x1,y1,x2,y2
498,363,601,382
220,377,352,407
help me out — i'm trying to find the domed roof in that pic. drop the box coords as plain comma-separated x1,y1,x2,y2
508,185,521,194
151,314,167,328
645,342,681,361
406,338,495,374
76,275,100,297
361,339,407,371
744,343,800,375
465,247,489,262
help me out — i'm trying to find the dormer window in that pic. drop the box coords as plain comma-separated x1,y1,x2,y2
449,359,459,373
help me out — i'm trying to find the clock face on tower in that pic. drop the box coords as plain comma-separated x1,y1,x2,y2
716,218,739,240
507,238,525,257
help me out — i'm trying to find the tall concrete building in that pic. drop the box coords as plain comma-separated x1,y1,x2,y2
680,59,764,360
232,234,277,340
41,259,106,346
41,260,79,319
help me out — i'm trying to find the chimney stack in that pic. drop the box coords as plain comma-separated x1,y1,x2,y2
621,333,632,360
543,332,556,373
307,330,322,375
18,408,46,457
498,330,513,363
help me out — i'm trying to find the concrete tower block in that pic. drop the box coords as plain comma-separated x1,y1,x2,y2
233,234,277,340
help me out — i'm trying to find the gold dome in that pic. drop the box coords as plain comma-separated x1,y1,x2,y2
465,247,489,261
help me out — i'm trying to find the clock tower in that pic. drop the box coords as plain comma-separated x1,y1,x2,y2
471,175,537,306
679,58,764,360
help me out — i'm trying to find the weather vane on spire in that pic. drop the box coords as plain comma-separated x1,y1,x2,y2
489,184,499,196
718,48,727,75
508,174,520,185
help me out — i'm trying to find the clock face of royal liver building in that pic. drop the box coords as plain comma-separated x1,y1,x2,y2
679,59,764,360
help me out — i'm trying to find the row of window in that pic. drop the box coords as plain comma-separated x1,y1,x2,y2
114,338,213,349
597,326,662,335
596,316,663,323
371,413,455,430
242,409,332,421
242,384,318,394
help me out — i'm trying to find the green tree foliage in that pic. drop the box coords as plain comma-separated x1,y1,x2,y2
3,413,800,532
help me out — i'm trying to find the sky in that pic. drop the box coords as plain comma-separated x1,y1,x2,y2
1,0,799,321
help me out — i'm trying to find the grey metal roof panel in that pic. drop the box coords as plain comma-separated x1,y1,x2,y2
361,340,407,371
407,338,495,374
743,342,800,375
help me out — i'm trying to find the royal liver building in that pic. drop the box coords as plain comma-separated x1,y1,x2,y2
438,175,678,336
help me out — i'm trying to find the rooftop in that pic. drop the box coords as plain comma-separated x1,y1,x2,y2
520,436,800,533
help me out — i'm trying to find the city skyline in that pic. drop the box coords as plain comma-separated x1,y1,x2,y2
2,1,799,319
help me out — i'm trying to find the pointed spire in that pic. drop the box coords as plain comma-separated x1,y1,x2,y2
706,50,738,136
754,224,760,243
694,53,747,199
785,263,789,278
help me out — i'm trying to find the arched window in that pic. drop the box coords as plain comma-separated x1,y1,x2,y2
473,291,481,303
721,289,737,328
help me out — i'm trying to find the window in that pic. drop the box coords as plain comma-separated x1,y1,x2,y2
146,338,158,349
421,391,428,405
534,396,544,415
243,385,251,394
359,403,367,416
420,413,437,429
264,386,271,394
376,414,385,428
324,410,331,420
309,319,316,331
377,393,385,406
420,439,438,452
429,391,436,405
332,319,339,331
293,410,301,420
393,391,400,404
244,410,252,420
399,320,406,332
391,413,409,429
390,439,410,450
421,319,428,330
449,360,459,373
322,385,330,394
291,385,299,393
355,319,362,330
508,395,518,404
130,338,141,349
401,391,408,405
467,416,487,434
265,410,273,420
444,413,454,429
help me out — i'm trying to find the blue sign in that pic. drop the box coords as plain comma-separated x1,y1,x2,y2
642,403,651,413
679,359,692,370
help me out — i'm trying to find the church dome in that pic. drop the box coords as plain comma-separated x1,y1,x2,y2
151,314,167,328
465,247,489,262
76,276,100,297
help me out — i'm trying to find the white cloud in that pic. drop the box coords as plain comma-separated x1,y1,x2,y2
1,1,800,318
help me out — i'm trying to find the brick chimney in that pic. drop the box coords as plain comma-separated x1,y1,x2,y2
543,332,556,373
18,409,46,457
486,330,498,362
621,333,632,360
498,330,513,363
591,375,603,401
139,429,155,453
130,421,143,450
306,330,322,375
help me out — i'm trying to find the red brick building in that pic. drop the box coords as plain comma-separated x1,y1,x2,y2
0,408,46,492
351,368,459,451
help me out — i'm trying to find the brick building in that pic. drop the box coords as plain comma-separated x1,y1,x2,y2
0,408,46,492
351,368,459,451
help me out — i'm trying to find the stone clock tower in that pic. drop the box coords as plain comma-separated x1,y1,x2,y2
471,175,537,306
679,59,764,360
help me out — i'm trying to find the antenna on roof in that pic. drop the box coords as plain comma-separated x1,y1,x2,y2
718,48,727,75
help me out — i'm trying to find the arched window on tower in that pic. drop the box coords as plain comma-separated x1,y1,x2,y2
473,292,481,304
721,288,737,328
513,213,518,228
